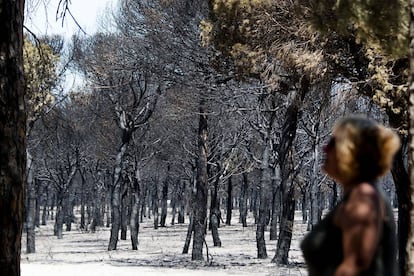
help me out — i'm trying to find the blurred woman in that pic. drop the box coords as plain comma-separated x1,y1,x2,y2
301,116,400,276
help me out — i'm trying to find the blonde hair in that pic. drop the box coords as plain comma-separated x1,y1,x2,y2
332,116,400,184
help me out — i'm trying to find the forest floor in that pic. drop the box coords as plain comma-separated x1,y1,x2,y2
21,211,308,276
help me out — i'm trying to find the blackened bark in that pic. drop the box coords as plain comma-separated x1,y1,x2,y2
130,175,140,250
239,173,248,227
79,168,86,230
273,185,295,264
120,182,128,240
26,154,36,253
152,184,159,229
0,1,26,274
210,176,222,246
407,9,414,275
182,215,194,254
269,185,280,241
178,180,186,224
225,176,233,225
273,76,308,264
391,147,411,274
191,100,208,260
108,183,121,250
55,205,63,239
160,175,169,227
108,137,129,250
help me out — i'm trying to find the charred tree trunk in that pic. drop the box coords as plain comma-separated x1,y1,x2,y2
79,168,86,230
183,215,194,254
160,174,169,227
55,204,64,239
121,182,128,240
210,175,222,247
130,169,141,250
152,183,159,229
108,183,121,250
108,131,130,250
392,147,411,274
407,8,414,275
26,153,36,253
239,172,248,227
225,176,233,225
0,1,26,274
191,99,208,260
178,180,186,224
272,76,308,265
256,142,273,259
274,181,296,264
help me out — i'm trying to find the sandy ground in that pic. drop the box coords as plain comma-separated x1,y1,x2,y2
21,211,308,276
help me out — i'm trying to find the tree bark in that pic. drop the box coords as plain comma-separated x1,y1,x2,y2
0,0,26,274
210,176,222,246
191,99,208,260
160,175,169,227
225,176,233,225
26,153,36,253
130,174,140,250
239,173,249,227
182,215,194,254
108,137,129,250
408,4,414,275
273,76,308,264
256,142,273,259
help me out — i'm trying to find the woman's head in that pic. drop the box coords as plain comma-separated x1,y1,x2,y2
323,116,400,184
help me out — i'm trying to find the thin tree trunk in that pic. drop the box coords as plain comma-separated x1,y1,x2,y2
225,176,233,225
26,153,36,253
108,183,121,250
160,175,169,227
121,182,128,240
239,172,248,227
210,176,222,247
130,172,140,250
79,169,86,230
178,180,186,224
256,143,273,259
191,99,208,260
182,215,194,254
153,184,159,229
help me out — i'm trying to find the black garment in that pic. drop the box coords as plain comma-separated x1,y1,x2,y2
300,187,398,276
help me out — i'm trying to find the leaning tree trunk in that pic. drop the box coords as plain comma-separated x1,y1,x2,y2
0,1,26,275
191,99,208,261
